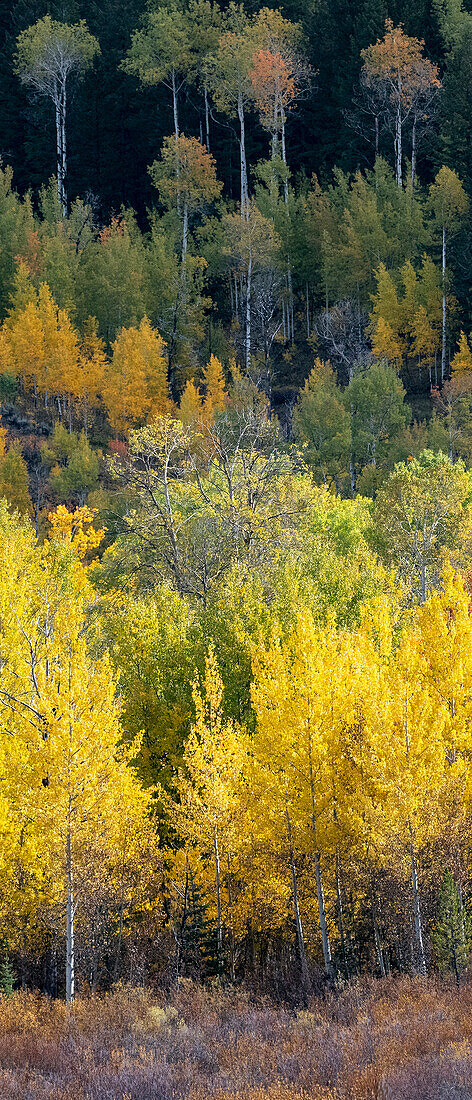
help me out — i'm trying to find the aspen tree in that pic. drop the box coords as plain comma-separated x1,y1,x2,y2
429,167,469,381
251,616,336,978
15,18,99,216
164,647,249,975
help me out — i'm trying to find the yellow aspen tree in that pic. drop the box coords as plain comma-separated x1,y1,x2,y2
451,332,472,377
6,282,80,410
369,264,404,365
202,354,227,426
103,317,170,436
251,615,338,979
75,318,107,435
178,378,203,428
163,646,249,976
388,622,448,974
0,532,150,1001
417,566,472,765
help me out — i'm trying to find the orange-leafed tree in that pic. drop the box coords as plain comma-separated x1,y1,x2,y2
150,133,222,264
250,8,308,198
250,50,297,160
361,20,440,187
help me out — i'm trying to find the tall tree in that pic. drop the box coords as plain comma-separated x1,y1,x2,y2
429,166,469,382
14,17,100,216
361,20,440,187
150,134,222,264
206,8,255,217
123,3,191,143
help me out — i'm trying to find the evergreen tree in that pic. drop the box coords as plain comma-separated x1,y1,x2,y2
432,868,471,981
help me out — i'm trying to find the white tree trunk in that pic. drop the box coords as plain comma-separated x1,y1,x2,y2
204,84,210,151
238,93,249,219
172,68,179,140
285,805,310,991
55,82,67,217
213,825,223,974
246,240,252,373
395,102,402,188
409,825,427,975
66,829,75,1003
411,113,417,190
308,740,334,978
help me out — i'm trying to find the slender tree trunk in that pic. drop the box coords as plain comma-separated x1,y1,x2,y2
181,200,188,266
55,84,67,217
441,225,447,383
335,847,349,978
306,284,310,337
314,851,333,977
409,823,427,975
213,825,223,974
204,84,210,151
226,854,236,983
411,113,417,190
371,880,386,977
285,805,310,991
246,240,252,373
375,114,379,160
395,102,402,188
172,68,179,140
66,827,75,1004
281,115,289,204
61,84,67,215
308,739,334,978
238,93,248,218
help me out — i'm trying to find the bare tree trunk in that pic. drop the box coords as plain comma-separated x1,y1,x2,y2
411,113,417,189
213,825,224,974
281,110,289,204
371,880,386,977
238,93,249,218
395,102,402,188
246,241,252,373
308,738,334,978
409,823,427,975
66,828,75,1004
55,83,67,217
204,84,210,151
335,847,349,978
285,805,310,992
172,68,179,141
181,200,188,266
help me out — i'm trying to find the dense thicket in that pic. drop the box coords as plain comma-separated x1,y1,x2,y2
2,0,472,1003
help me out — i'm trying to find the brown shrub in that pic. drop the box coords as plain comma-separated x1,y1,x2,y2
0,977,471,1099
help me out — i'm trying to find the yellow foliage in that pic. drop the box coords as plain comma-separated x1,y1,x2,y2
103,316,170,435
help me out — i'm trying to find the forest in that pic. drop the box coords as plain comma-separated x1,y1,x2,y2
2,0,472,1094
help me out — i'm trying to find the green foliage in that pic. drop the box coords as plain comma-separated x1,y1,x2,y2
432,869,471,978
0,954,14,997
372,450,472,601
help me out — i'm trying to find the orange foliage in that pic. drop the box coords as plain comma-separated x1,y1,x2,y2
362,19,440,108
250,48,298,127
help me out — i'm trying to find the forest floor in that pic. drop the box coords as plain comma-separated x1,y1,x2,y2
2,976,472,1099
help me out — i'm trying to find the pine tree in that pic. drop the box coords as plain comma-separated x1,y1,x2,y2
432,869,471,981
